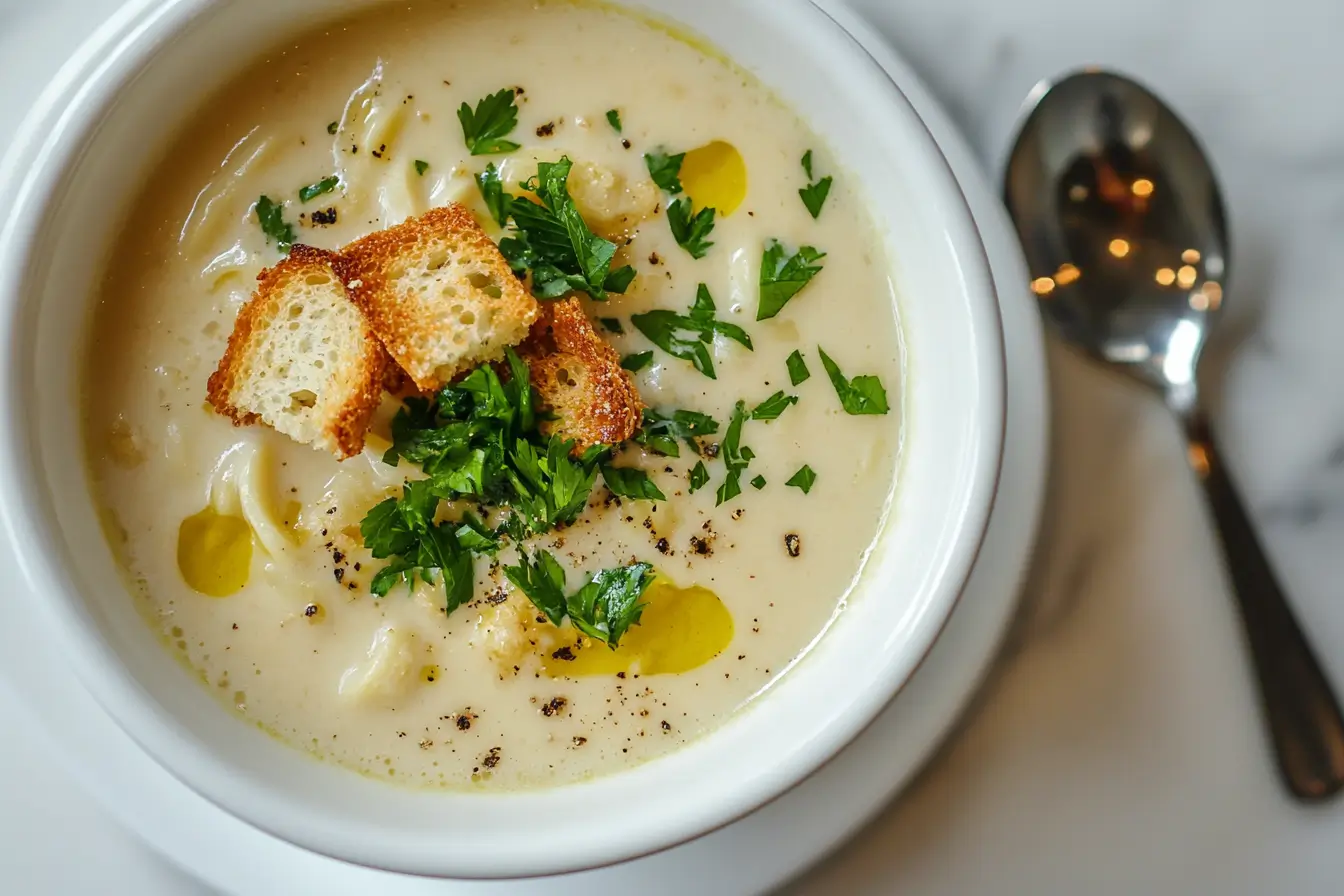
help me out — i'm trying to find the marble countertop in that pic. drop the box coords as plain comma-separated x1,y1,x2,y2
5,0,1344,892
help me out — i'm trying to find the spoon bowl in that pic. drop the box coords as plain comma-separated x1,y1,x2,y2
1005,70,1228,414
1005,69,1344,801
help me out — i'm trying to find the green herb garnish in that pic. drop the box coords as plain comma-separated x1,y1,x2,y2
751,391,799,422
600,465,666,501
818,348,890,415
458,88,522,156
715,401,750,507
606,109,623,133
667,198,716,259
688,461,709,493
326,121,339,135
758,240,826,320
498,156,635,300
798,150,832,219
475,163,513,228
786,350,811,386
634,407,719,458
504,550,653,648
630,283,752,379
620,351,654,372
414,160,430,176
785,465,817,494
299,175,340,204
644,149,685,194
750,474,767,490
599,317,625,335
255,195,295,251
362,482,475,614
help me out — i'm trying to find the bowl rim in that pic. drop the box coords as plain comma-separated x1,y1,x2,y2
0,0,1006,878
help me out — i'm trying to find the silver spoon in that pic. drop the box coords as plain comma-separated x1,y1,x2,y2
1004,69,1344,801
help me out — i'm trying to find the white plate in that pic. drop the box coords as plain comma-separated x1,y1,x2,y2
0,3,1048,893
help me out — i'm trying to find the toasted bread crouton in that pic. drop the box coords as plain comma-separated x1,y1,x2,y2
339,204,539,393
206,245,388,460
518,298,644,450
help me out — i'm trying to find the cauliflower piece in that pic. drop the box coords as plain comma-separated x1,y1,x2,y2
338,624,419,705
475,596,557,672
567,160,659,240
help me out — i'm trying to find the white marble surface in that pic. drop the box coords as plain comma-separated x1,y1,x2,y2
4,0,1344,892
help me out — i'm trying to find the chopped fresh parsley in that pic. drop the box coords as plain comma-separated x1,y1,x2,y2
818,347,890,415
599,317,625,335
620,351,654,372
475,163,513,228
414,159,430,176
750,474,767,490
630,283,752,379
458,88,522,156
497,156,635,300
688,461,710,493
644,149,685,194
362,483,475,614
715,401,751,507
758,240,826,320
751,391,799,422
798,150,833,218
606,109,623,133
255,195,295,251
299,175,340,204
600,464,666,501
326,121,338,135
504,550,653,648
786,464,817,494
786,350,811,386
634,407,719,458
667,198,716,258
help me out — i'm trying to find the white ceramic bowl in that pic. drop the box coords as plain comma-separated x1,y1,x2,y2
0,0,1004,880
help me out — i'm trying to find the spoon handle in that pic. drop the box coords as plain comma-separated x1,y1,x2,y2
1188,414,1344,800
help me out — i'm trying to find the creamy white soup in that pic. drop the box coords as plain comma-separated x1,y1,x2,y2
85,0,904,790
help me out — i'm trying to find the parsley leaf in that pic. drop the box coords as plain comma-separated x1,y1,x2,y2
361,486,475,613
503,548,569,627
635,407,719,458
688,461,709,493
606,109,623,133
505,550,653,648
458,88,521,156
799,177,833,219
498,157,635,300
786,350,811,386
600,464,666,501
818,347,890,415
751,391,799,422
786,465,817,494
667,197,716,259
299,175,340,203
798,150,832,218
599,317,624,335
621,351,653,372
569,563,653,648
255,196,295,251
326,121,339,135
750,474,767,490
757,240,826,320
644,149,685,194
475,163,513,228
630,284,752,379
715,401,750,507
414,160,430,176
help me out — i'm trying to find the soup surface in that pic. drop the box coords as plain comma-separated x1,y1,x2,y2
85,0,903,790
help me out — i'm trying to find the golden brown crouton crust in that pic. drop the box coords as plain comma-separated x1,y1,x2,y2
205,244,390,460
518,298,644,450
338,204,539,392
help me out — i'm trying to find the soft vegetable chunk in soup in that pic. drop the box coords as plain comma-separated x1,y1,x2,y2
84,0,904,789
